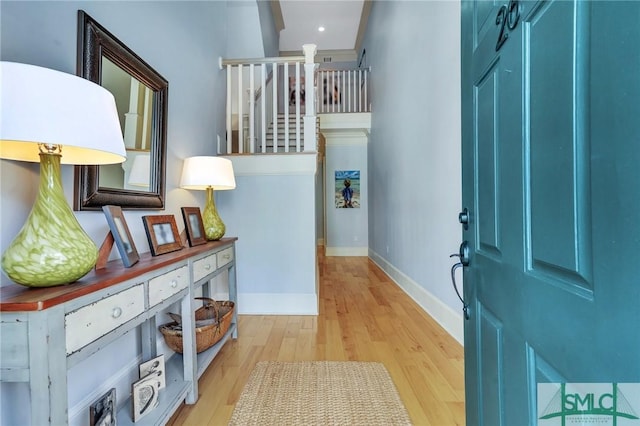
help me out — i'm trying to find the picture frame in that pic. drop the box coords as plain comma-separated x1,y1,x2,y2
131,374,161,422
142,215,183,256
139,354,165,390
102,205,139,267
181,207,207,247
335,170,361,208
89,388,116,426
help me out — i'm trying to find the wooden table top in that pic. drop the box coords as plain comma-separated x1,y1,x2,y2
0,238,237,312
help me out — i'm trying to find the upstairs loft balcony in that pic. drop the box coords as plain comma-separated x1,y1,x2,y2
220,45,371,156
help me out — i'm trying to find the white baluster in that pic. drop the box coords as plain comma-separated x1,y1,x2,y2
261,63,266,153
364,69,368,112
237,64,243,153
319,70,324,113
284,62,289,152
295,61,301,152
249,64,255,154
341,70,346,113
302,44,317,152
332,70,336,113
347,70,352,113
226,65,231,154
272,62,278,153
359,69,362,113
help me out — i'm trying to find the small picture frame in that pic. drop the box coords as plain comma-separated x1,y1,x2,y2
89,388,116,426
131,374,161,422
142,215,183,256
102,205,139,267
181,207,207,247
139,354,165,390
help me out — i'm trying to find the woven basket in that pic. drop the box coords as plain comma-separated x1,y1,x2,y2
159,298,234,354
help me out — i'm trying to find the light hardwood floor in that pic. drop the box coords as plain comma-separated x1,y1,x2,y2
169,249,465,425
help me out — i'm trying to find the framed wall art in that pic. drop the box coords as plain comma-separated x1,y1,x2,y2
181,207,206,247
131,374,161,422
89,388,116,426
102,205,139,267
335,170,360,208
139,354,166,390
142,215,183,256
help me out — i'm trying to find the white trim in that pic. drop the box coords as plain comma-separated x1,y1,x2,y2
325,246,368,257
369,249,464,346
320,112,371,130
323,131,370,144
238,293,318,315
280,49,357,63
223,153,317,176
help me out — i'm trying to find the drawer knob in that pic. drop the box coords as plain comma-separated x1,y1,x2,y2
204,264,211,270
171,279,178,288
223,254,231,260
111,307,123,319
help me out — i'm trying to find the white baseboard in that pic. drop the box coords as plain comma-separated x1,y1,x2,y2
238,293,318,315
325,246,368,256
369,249,464,346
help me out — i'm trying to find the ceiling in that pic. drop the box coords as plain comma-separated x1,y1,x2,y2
276,0,369,56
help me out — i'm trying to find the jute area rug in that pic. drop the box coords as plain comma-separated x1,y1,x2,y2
228,361,412,425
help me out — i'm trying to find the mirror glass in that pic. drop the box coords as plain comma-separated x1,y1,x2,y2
74,10,168,210
99,57,153,191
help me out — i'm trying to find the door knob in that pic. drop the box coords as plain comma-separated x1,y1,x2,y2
451,240,470,266
449,241,470,320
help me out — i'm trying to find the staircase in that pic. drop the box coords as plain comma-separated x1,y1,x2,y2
262,114,320,152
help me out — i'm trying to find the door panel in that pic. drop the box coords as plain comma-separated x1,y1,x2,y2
475,65,501,257
461,1,640,425
527,1,593,293
478,306,504,426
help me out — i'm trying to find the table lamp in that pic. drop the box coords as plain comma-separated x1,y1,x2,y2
0,62,126,287
180,156,236,240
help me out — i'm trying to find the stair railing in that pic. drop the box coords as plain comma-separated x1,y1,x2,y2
317,68,371,114
220,44,317,155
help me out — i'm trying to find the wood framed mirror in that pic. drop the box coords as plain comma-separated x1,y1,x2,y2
74,10,168,210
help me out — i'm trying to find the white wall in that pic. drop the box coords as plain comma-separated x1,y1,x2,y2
219,155,318,315
324,131,369,256
362,1,464,343
226,0,268,59
256,0,280,57
0,1,232,423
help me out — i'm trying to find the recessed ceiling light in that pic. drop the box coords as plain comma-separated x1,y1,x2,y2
318,26,325,32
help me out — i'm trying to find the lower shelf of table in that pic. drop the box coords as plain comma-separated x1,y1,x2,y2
197,323,237,378
116,323,237,425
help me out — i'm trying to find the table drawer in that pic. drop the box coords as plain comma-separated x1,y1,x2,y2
217,247,234,268
148,266,189,307
65,285,145,354
193,253,217,282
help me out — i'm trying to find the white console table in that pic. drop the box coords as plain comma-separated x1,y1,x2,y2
0,237,237,425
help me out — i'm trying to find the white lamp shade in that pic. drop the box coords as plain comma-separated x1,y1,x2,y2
128,153,151,187
0,61,126,164
180,156,236,190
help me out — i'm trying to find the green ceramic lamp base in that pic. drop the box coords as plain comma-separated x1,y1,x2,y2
1,153,98,287
202,186,226,241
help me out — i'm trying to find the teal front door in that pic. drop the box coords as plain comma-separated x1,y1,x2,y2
461,1,640,424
